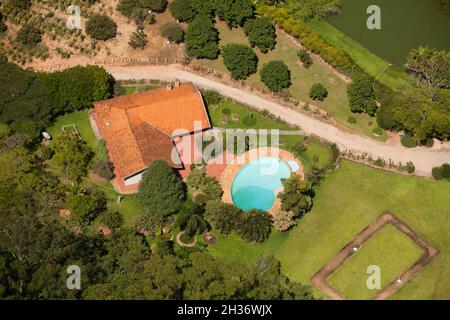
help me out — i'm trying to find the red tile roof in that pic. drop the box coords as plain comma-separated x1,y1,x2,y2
94,83,210,179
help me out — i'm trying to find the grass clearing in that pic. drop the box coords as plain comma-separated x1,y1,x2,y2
208,160,450,299
327,224,424,300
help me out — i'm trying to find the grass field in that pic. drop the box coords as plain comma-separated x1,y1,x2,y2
327,224,424,300
199,21,387,141
307,19,413,92
208,160,450,299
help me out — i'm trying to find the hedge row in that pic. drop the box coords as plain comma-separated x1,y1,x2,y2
256,4,355,75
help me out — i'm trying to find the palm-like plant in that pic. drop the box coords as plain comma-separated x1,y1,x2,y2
236,209,272,243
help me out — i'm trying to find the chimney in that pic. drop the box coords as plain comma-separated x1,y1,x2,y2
166,83,173,91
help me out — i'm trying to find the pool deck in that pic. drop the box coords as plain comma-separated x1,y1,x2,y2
218,147,304,215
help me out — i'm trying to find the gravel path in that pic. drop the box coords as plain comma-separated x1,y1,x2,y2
105,65,450,177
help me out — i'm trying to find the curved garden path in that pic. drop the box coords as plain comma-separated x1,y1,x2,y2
105,65,450,177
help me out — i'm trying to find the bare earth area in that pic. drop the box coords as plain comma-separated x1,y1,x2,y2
310,212,440,300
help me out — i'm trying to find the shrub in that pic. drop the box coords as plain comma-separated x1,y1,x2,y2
260,60,291,92
273,210,296,231
401,133,417,148
160,22,184,43
347,116,357,124
134,208,169,235
243,113,257,126
309,83,328,101
297,49,313,68
138,160,185,216
185,16,219,59
85,14,117,41
117,0,140,18
406,161,415,174
16,25,42,47
279,174,313,217
92,159,115,180
129,31,148,49
432,163,450,180
186,169,223,200
222,44,258,80
99,211,124,230
202,90,222,105
243,17,276,53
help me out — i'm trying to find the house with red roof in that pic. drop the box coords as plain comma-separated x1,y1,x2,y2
93,82,211,193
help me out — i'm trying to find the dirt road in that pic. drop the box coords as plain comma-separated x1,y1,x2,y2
105,65,450,177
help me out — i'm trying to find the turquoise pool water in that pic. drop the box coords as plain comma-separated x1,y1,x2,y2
231,157,293,211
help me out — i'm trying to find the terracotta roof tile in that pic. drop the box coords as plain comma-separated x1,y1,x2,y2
94,83,209,179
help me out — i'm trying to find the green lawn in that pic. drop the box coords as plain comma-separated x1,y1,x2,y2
199,21,387,141
307,19,413,92
207,98,332,170
208,160,450,299
327,224,424,300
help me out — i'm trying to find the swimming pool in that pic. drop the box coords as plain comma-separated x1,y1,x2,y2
231,157,294,211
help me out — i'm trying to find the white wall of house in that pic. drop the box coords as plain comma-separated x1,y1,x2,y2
124,171,145,186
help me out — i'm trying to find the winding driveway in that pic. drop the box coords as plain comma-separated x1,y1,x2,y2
105,65,450,177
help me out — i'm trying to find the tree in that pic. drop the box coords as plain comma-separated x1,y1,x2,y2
204,200,243,234
309,83,328,100
185,16,220,59
243,17,276,53
99,211,124,230
236,209,272,243
51,134,94,182
160,22,184,43
279,174,313,217
273,210,296,231
140,0,167,12
137,160,185,216
16,25,42,47
405,47,450,97
347,72,377,116
66,191,107,226
222,44,258,80
85,14,118,41
297,49,313,68
92,159,115,180
169,0,195,22
260,60,291,92
128,31,148,49
39,65,113,114
216,0,254,28
118,0,141,18
131,8,155,29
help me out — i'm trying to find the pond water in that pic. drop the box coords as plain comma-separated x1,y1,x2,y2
327,0,450,65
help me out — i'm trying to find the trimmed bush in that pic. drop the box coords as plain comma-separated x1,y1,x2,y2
309,83,328,101
401,133,417,148
432,164,450,180
169,0,195,22
185,16,219,59
406,161,415,174
347,116,357,124
243,17,276,53
86,14,117,41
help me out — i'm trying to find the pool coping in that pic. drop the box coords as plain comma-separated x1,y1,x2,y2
218,147,304,215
